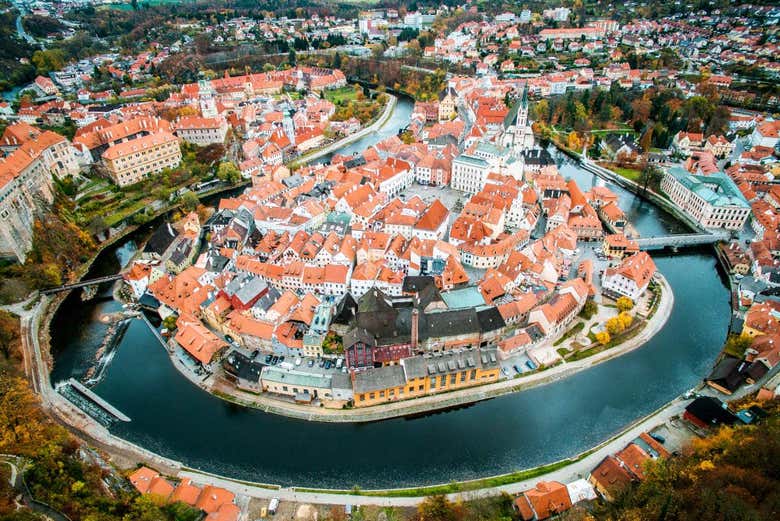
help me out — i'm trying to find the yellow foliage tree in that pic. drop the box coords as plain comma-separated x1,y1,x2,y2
595,330,611,345
567,131,583,151
616,296,634,312
0,377,64,456
606,316,625,335
618,311,633,329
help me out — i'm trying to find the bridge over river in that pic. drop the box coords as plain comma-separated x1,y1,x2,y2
636,231,731,251
41,274,123,295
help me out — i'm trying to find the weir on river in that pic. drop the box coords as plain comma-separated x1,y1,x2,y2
48,96,730,489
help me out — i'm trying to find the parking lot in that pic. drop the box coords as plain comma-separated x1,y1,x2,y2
256,352,348,376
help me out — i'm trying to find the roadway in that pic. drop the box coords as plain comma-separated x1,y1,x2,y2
8,278,771,507
291,93,397,166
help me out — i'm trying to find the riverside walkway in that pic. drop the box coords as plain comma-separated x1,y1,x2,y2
180,274,674,423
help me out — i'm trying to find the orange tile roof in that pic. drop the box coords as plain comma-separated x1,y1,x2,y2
590,455,633,493
523,481,572,520
0,130,68,189
170,478,201,506
605,251,656,289
174,318,227,365
195,486,235,514
102,131,178,160
616,443,652,480
128,467,160,494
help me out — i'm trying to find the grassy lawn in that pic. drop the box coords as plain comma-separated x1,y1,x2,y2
324,86,358,104
103,199,150,228
569,320,646,362
296,458,579,497
610,166,642,182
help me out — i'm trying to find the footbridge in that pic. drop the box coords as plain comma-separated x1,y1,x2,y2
40,274,123,295
636,231,731,251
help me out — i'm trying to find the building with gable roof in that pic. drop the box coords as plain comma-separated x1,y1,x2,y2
602,251,656,301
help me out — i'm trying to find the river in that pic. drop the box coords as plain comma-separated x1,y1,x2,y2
49,96,730,489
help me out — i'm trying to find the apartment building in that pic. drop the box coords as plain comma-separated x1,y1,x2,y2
102,131,182,187
173,116,229,146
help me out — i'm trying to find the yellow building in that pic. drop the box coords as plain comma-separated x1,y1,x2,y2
102,131,182,187
602,233,639,259
438,87,457,122
352,347,501,407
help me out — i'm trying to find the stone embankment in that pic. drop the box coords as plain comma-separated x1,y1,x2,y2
168,275,674,423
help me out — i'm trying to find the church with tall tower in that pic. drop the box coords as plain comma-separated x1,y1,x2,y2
501,84,534,152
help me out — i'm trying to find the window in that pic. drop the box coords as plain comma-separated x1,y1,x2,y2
369,392,375,400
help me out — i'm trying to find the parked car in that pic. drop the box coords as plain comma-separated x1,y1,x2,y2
308,359,315,367
336,358,344,369
271,356,279,365
650,433,666,444
525,360,537,371
324,360,332,370
295,357,302,366
319,359,326,368
279,356,285,363
513,364,522,374
268,498,279,515
265,354,272,364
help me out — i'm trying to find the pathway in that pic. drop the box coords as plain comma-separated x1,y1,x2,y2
167,275,674,423
290,93,397,166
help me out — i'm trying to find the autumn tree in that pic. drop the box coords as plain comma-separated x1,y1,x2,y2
616,297,634,312
595,330,611,345
0,310,19,360
417,495,457,521
598,410,780,520
723,334,753,358
567,131,583,152
0,378,61,456
606,315,627,335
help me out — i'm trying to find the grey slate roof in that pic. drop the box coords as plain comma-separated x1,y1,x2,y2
401,347,499,380
144,223,178,255
352,365,406,394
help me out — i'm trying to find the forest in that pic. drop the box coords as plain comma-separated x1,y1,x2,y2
531,81,733,151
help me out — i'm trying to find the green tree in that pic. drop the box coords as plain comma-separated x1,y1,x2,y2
639,162,663,193
31,49,66,74
180,191,198,212
579,299,598,320
216,162,241,184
